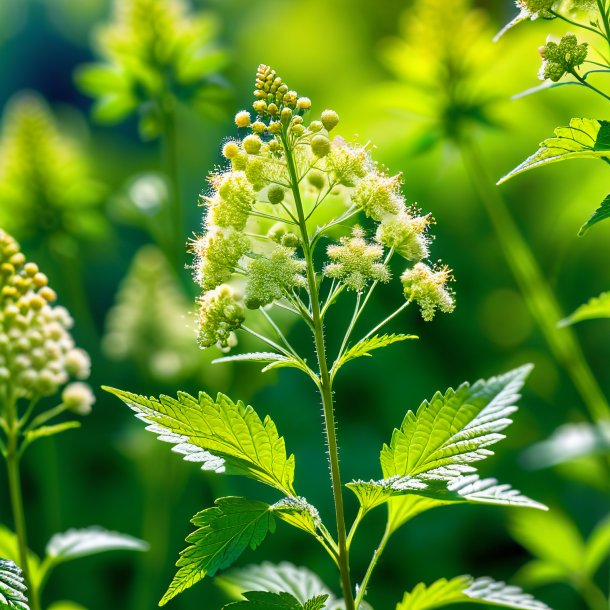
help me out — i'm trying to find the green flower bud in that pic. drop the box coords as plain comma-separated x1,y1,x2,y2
268,121,282,134
267,185,285,204
267,222,287,243
281,233,299,248
222,141,240,159
253,100,267,114
309,121,323,133
243,134,262,154
197,285,245,348
280,107,292,124
206,171,256,230
297,97,312,111
539,34,588,82
252,121,266,134
311,134,331,157
307,171,326,190
231,152,248,171
62,382,95,415
321,109,339,131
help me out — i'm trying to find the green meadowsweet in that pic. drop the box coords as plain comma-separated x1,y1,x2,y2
401,262,455,321
538,33,588,82
75,0,228,138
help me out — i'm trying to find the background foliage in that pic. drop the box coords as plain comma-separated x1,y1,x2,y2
0,0,607,608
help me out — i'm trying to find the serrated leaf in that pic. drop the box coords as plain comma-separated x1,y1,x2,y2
45,527,148,564
396,575,550,610
0,559,29,610
223,590,328,610
348,474,546,518
217,562,335,606
335,334,417,371
509,510,585,575
213,352,312,376
559,292,610,327
579,194,610,235
498,119,610,184
381,365,532,480
271,498,322,538
104,387,296,495
161,497,275,606
585,515,610,576
0,528,39,591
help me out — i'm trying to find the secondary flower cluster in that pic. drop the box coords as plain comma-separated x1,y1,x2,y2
538,33,588,81
191,65,454,349
0,230,93,414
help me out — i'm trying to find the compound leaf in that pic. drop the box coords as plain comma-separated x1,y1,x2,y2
161,497,275,605
579,194,610,235
0,559,29,610
498,118,610,184
559,291,610,327
104,387,296,495
396,575,550,610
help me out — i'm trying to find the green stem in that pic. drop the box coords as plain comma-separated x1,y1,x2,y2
282,132,356,610
461,137,610,422
353,524,392,609
576,574,608,610
570,70,610,102
4,395,41,610
550,9,607,41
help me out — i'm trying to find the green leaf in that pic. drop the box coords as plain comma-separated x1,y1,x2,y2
498,119,610,184
212,352,311,376
559,292,610,327
334,334,417,371
381,365,532,480
91,94,138,124
23,422,81,445
104,387,296,495
161,497,275,606
584,515,610,576
217,562,335,606
0,559,29,610
0,528,40,590
513,560,571,589
396,575,550,610
579,194,610,235
271,498,322,538
45,527,148,564
509,510,585,575
347,474,546,517
223,591,328,610
74,64,127,96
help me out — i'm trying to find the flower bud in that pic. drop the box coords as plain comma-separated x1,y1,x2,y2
222,141,240,159
243,134,262,154
297,97,312,111
234,110,251,128
267,185,285,204
311,135,330,157
62,382,95,416
309,121,323,133
321,109,339,131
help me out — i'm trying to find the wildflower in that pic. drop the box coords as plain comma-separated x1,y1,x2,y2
401,262,455,321
351,172,404,221
192,227,249,291
197,285,245,348
539,34,588,82
0,230,92,401
204,171,255,230
324,227,390,292
62,382,96,416
325,142,371,187
376,211,431,261
245,247,307,309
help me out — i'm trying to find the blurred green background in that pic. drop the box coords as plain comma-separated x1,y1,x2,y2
0,0,608,608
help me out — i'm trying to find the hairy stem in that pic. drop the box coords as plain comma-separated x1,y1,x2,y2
461,137,610,422
282,133,356,609
4,394,40,610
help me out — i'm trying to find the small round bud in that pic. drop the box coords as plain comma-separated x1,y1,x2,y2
280,107,292,124
321,109,339,131
291,116,303,125
252,100,267,114
234,110,251,128
267,121,282,135
39,286,56,302
222,141,240,159
281,233,299,248
307,171,326,190
243,134,262,155
252,121,266,134
297,97,312,111
231,152,248,171
309,121,323,133
290,124,305,136
267,222,287,243
65,348,91,379
311,135,331,157
36,369,58,394
267,103,279,116
267,185,285,204
33,272,48,287
24,262,39,276
283,91,298,107
62,382,95,416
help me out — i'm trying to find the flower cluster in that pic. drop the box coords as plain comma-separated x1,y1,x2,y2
76,0,227,138
192,65,454,348
517,0,555,19
401,263,455,321
538,33,588,81
0,230,93,413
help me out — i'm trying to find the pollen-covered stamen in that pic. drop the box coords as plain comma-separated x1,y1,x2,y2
376,210,431,262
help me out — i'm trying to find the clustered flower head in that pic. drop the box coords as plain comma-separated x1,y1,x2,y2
401,262,455,321
191,65,455,348
0,230,93,413
538,33,588,81
517,0,555,19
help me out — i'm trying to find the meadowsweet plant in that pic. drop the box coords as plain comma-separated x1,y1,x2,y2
0,230,147,610
76,0,229,265
107,66,551,610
